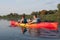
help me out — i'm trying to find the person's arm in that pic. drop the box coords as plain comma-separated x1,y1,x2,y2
28,20,37,24
20,19,23,23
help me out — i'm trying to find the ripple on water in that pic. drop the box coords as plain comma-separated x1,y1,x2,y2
0,20,60,40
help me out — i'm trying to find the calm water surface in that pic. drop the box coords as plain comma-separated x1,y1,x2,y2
0,19,60,40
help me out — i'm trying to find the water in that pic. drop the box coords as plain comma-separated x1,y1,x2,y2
0,19,60,40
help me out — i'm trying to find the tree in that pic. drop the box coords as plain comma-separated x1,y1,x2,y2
22,13,26,16
40,10,48,15
0,16,1,17
31,12,38,15
48,10,54,14
57,4,60,10
53,10,57,13
38,11,41,15
7,13,14,16
13,13,18,16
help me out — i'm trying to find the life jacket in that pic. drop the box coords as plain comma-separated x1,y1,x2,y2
37,18,41,23
22,18,27,23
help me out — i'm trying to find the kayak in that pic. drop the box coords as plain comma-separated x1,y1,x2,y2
10,20,58,30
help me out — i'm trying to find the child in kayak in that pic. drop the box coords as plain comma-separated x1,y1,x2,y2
27,18,32,24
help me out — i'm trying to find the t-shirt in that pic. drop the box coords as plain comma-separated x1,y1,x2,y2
32,18,41,23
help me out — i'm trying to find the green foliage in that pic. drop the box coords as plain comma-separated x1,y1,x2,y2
0,3,60,23
57,4,60,10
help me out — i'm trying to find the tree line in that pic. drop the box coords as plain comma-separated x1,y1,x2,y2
0,4,60,23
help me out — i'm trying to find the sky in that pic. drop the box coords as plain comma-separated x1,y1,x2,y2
0,0,60,15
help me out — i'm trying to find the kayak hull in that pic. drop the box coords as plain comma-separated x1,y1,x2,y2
10,21,58,30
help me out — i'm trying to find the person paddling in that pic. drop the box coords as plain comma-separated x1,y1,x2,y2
20,14,27,34
28,14,41,36
29,14,41,23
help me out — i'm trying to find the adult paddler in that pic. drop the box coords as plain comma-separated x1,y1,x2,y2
29,14,41,23
20,14,27,34
28,14,41,36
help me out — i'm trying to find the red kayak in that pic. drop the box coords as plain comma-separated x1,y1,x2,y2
29,22,58,30
10,20,18,27
10,20,58,30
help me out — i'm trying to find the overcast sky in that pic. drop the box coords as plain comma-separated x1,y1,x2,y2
0,0,60,15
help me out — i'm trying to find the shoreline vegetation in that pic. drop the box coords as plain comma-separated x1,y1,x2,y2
0,4,60,23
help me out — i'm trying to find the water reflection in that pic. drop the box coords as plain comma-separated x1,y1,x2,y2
28,28,59,38
0,19,60,40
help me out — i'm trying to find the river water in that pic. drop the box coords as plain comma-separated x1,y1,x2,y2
0,19,60,40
